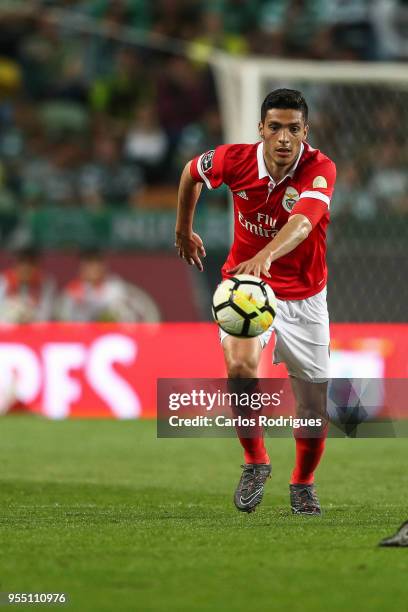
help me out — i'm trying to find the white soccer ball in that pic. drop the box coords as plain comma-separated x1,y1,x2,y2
212,274,277,337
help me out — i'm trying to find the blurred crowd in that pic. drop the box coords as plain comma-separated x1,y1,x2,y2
0,0,407,241
0,246,161,322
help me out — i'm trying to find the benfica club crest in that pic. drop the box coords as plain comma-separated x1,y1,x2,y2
282,186,299,212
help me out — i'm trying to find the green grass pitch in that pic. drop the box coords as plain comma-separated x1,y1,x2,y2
0,416,407,612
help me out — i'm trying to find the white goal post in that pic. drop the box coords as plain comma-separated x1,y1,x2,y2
211,53,408,144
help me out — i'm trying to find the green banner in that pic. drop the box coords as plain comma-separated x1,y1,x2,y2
27,208,232,251
18,207,408,251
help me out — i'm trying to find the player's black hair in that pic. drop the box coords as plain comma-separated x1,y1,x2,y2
261,89,308,124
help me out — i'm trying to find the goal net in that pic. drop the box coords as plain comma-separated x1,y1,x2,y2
211,55,408,322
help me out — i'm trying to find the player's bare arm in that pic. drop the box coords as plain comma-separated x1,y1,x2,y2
175,161,206,271
228,214,312,277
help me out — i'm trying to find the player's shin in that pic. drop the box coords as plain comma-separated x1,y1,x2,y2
289,378,328,485
290,429,328,485
228,377,270,465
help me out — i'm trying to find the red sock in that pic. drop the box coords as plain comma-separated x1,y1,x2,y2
238,436,270,465
229,378,270,465
290,435,326,485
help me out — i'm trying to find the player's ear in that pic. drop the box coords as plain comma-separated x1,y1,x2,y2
258,121,264,139
303,123,309,140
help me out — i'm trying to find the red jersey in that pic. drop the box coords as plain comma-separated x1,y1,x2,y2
190,142,336,300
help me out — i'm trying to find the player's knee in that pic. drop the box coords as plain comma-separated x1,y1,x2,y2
296,400,327,421
226,358,257,379
296,402,312,419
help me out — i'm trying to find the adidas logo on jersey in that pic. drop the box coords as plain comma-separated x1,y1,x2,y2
236,190,249,200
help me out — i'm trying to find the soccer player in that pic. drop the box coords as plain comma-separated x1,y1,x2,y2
175,89,336,514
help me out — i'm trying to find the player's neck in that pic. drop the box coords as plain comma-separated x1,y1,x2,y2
263,154,294,183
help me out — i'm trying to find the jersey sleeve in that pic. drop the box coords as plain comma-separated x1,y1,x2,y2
189,145,230,190
289,159,336,228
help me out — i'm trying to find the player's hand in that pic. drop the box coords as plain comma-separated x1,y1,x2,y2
228,251,272,278
175,231,206,271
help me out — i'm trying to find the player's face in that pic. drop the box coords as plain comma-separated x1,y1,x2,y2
80,259,106,284
259,109,308,167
